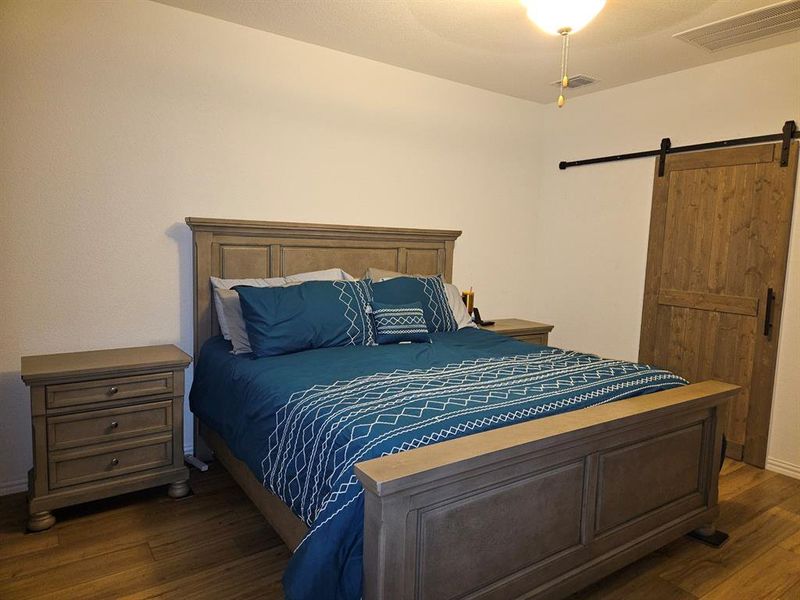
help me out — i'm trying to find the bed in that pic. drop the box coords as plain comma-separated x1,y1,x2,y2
185,217,738,600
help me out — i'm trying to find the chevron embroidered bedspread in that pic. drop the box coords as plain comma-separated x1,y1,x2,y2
190,328,686,600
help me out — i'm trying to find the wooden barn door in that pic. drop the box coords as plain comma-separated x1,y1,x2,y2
639,141,798,467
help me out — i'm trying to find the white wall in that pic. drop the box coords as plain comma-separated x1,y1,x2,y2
532,43,800,476
1,1,798,494
0,0,540,493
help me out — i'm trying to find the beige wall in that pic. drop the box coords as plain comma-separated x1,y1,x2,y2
532,42,800,477
1,0,798,493
0,0,540,492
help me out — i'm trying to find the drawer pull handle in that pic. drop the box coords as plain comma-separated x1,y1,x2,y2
108,386,119,395
110,421,119,429
110,458,119,466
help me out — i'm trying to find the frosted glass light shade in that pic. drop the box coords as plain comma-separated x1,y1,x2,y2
521,0,606,35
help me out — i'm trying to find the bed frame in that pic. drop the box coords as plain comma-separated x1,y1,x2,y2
185,217,738,600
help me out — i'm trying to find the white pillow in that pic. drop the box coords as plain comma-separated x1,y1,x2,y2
364,267,403,281
285,268,355,283
444,283,477,329
210,276,286,341
215,288,254,354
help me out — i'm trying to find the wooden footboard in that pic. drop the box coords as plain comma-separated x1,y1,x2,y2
355,380,737,600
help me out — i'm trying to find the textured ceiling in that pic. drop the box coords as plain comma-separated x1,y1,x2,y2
154,0,800,103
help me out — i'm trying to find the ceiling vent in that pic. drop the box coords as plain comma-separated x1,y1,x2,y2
673,0,800,52
550,74,598,88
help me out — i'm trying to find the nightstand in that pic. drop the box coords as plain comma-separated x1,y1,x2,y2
21,345,192,532
479,318,554,345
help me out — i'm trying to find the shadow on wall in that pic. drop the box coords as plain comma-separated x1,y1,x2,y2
165,221,194,355
0,370,33,494
166,220,196,453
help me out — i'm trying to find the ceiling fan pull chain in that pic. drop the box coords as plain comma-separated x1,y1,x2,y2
558,28,570,108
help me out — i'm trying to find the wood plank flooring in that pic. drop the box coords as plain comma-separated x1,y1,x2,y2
1,460,798,599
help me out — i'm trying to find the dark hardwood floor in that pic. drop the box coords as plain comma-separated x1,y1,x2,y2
1,460,799,599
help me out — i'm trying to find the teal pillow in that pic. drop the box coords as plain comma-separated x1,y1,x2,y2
369,275,458,333
371,301,430,344
234,280,375,357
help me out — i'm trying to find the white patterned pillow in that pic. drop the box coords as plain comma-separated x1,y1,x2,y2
371,301,430,344
369,275,458,333
364,268,474,330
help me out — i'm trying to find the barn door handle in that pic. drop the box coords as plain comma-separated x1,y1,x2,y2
763,288,775,337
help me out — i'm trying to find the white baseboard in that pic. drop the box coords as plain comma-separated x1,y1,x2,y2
0,478,28,496
766,457,800,480
0,444,196,497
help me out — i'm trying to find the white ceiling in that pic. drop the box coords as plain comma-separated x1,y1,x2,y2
154,0,800,103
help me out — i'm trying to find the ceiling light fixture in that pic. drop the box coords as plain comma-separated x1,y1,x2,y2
521,0,606,107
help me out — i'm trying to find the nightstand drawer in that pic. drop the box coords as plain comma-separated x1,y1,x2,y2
514,333,549,345
47,401,173,451
479,319,553,346
48,434,173,489
46,372,174,410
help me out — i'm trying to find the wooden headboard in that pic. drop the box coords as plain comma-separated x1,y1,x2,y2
185,217,462,356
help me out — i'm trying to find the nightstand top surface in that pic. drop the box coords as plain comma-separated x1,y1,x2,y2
479,318,554,335
21,344,191,384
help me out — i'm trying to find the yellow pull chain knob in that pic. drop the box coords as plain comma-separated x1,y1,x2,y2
562,75,569,88
557,95,565,108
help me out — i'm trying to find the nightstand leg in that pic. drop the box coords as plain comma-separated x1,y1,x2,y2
168,480,191,499
27,510,56,532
